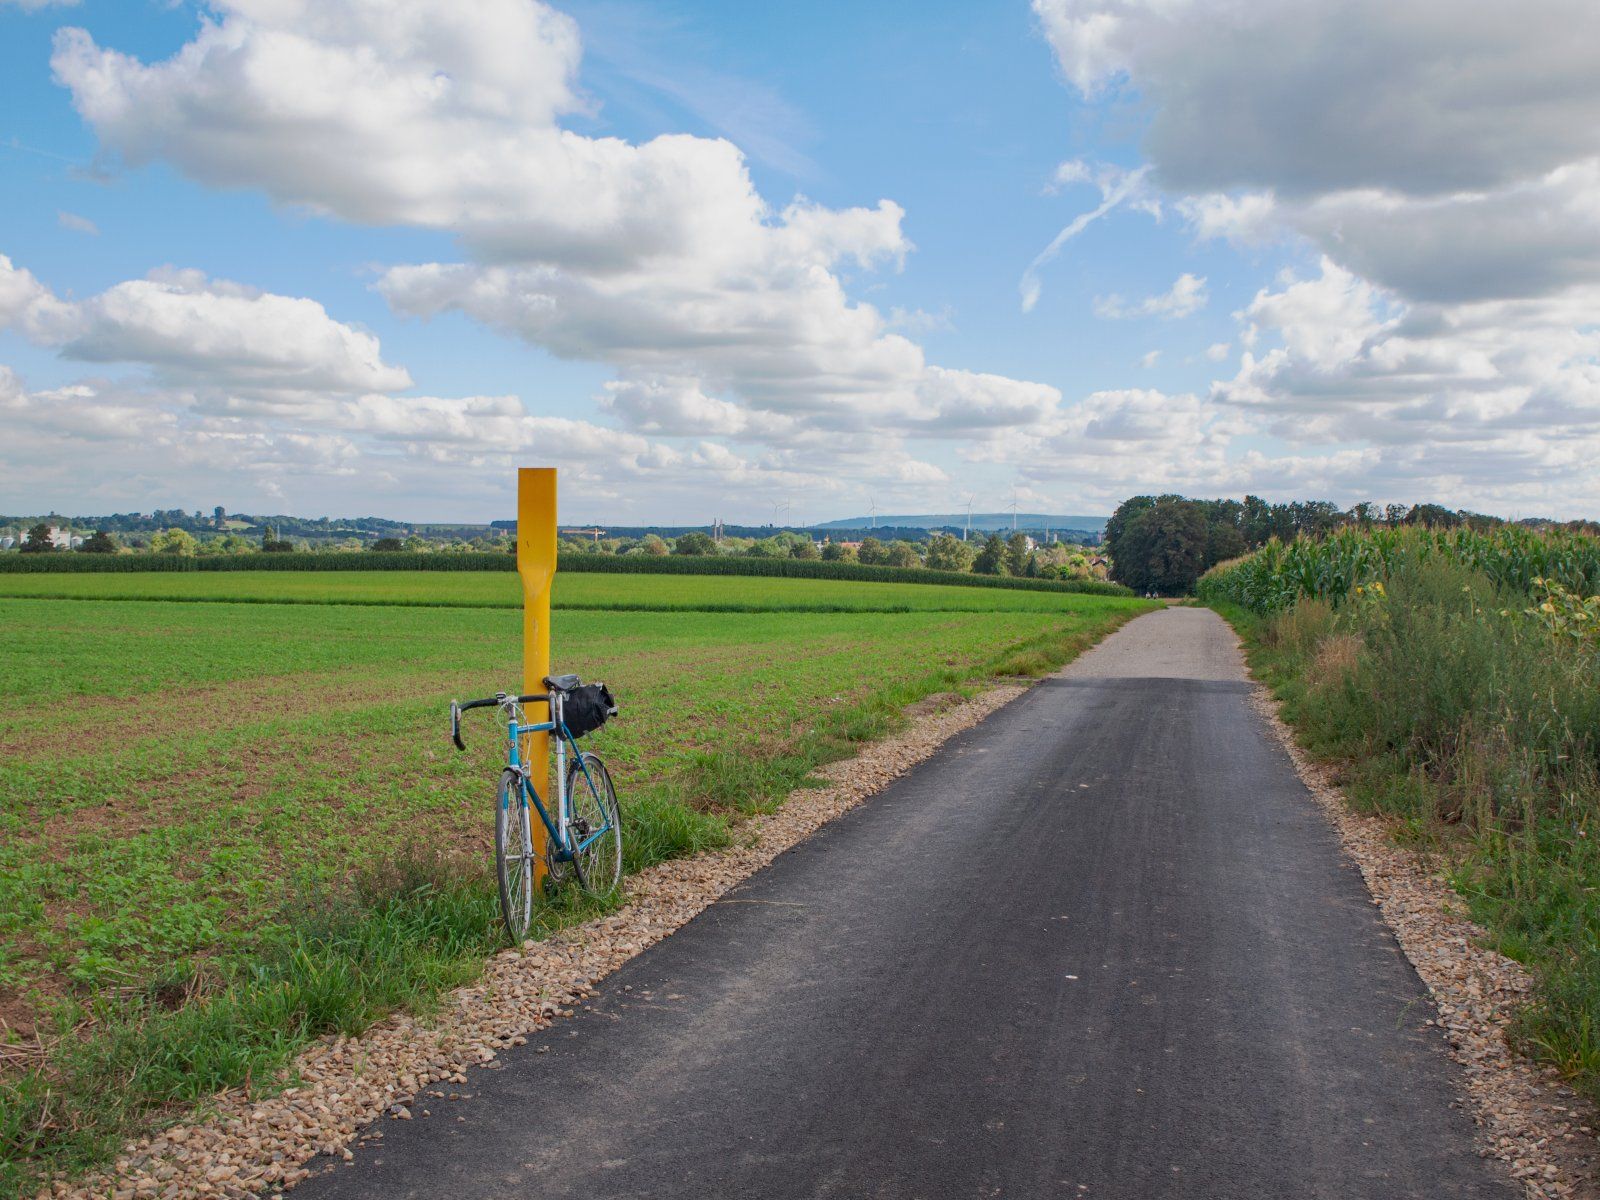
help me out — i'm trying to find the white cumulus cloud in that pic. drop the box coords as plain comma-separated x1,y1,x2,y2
54,0,1064,482
0,255,411,398
1032,0,1600,307
1027,0,1600,514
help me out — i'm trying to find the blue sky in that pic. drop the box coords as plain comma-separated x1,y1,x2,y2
2,0,1597,522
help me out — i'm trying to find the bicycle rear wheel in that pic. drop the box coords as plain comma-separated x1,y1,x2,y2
566,752,622,895
495,768,536,942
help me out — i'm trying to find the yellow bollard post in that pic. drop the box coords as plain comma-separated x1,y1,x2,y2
517,467,558,886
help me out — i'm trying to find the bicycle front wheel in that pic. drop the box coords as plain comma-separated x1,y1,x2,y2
567,752,622,895
495,768,536,943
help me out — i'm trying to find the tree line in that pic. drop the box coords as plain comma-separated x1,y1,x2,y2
1104,495,1595,595
569,529,1105,582
9,519,1110,584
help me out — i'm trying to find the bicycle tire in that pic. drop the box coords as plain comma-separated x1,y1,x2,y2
566,752,623,895
495,768,536,943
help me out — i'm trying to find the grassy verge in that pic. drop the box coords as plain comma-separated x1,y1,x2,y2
1,595,1151,1196
2,852,508,1191
1211,562,1600,1104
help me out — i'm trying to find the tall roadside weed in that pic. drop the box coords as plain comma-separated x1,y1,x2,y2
1209,532,1600,1104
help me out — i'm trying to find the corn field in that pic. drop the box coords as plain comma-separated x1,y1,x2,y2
1196,525,1600,614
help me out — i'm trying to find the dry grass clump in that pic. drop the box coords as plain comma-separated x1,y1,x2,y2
1305,631,1363,691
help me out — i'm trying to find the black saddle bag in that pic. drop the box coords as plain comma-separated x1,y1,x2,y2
561,683,617,739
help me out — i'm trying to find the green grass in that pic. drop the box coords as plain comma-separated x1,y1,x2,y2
0,569,1129,614
0,574,1153,1195
1211,561,1600,1106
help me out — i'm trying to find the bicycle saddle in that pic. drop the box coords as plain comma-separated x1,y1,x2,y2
543,672,581,691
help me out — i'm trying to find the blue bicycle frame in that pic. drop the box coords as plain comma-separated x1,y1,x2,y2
502,702,613,861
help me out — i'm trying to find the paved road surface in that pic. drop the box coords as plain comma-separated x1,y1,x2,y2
299,608,1513,1199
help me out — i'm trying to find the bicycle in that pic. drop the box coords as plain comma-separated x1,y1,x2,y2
451,674,622,942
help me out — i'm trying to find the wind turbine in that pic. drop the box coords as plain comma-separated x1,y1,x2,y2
963,493,975,542
1008,488,1020,531
868,496,878,530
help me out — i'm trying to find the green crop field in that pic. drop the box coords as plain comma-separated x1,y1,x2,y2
0,569,1124,614
0,572,1153,1194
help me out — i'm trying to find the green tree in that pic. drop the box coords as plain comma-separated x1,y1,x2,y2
150,527,198,556
674,531,717,556
1104,495,1158,565
857,536,888,565
370,537,404,551
1005,531,1029,576
744,536,784,558
924,532,973,572
972,532,1007,575
1111,499,1209,594
1204,522,1247,568
639,534,670,556
790,538,820,560
78,530,116,554
1405,503,1461,529
20,523,56,553
885,540,920,568
821,541,854,562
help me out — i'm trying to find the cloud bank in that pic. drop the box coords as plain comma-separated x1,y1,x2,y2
39,0,1064,516
1027,0,1600,515
6,0,1598,518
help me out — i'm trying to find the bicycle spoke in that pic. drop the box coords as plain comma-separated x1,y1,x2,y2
567,753,622,896
496,771,536,942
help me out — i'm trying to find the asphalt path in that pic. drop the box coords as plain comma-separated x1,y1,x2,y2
298,607,1513,1199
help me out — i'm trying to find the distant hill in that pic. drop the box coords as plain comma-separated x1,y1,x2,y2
817,512,1109,535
